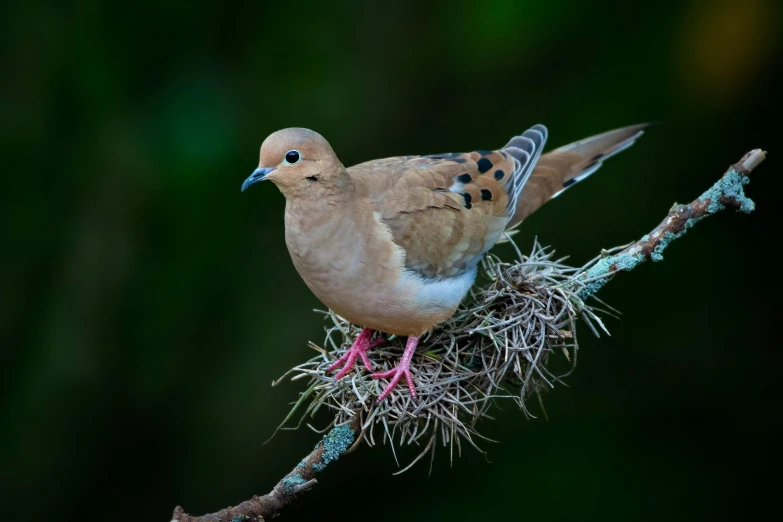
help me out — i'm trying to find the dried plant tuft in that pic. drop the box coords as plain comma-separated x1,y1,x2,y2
274,237,614,470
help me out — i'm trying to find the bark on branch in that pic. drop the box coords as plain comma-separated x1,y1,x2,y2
168,149,765,521
170,418,359,522
577,149,765,298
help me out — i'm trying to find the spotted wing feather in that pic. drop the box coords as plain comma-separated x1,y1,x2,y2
348,148,517,279
345,122,645,278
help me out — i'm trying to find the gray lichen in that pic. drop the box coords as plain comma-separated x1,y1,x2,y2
651,232,674,261
650,217,703,262
578,167,755,287
700,169,755,214
282,474,306,493
579,251,645,297
312,425,354,472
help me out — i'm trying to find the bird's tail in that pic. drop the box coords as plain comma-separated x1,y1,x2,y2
506,123,652,230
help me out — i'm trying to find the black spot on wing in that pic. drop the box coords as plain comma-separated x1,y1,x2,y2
480,189,492,201
494,169,505,180
457,173,472,183
476,158,492,174
462,193,472,209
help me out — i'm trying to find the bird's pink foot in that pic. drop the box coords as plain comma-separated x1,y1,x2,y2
372,336,419,402
329,328,385,380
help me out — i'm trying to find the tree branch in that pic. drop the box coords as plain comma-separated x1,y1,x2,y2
577,149,765,298
167,149,765,521
170,418,359,522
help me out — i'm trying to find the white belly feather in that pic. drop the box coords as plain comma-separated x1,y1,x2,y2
401,267,477,316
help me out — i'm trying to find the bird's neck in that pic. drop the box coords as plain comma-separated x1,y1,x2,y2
283,170,358,223
282,177,366,259
285,193,356,233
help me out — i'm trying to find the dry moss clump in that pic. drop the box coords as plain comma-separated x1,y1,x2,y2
274,238,611,470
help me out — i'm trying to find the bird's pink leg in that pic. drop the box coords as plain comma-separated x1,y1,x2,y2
372,336,419,402
328,328,385,380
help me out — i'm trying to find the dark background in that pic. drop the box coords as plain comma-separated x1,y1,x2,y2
2,1,782,521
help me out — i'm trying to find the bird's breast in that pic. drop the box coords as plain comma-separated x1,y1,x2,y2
283,200,474,335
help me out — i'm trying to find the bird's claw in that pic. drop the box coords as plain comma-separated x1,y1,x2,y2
328,329,384,380
373,362,417,402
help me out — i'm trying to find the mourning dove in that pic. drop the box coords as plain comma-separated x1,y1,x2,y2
242,123,649,401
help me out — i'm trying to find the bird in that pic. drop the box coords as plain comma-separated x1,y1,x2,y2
242,123,650,402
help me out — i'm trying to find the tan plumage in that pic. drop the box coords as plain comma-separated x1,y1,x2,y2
353,149,514,279
510,123,649,226
243,123,650,400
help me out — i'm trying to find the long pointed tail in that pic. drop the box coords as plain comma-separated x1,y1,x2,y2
507,123,652,229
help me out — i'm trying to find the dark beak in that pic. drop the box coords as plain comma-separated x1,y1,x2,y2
241,167,275,192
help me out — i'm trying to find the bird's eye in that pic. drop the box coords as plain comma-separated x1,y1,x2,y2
284,150,301,164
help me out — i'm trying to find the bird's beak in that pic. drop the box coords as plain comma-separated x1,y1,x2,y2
241,167,275,192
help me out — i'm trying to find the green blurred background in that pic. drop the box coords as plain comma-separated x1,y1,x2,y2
2,0,782,520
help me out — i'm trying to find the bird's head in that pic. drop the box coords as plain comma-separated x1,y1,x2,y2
242,127,349,199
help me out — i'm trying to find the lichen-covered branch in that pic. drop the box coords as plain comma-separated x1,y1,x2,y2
170,421,357,522
577,149,765,298
167,149,765,521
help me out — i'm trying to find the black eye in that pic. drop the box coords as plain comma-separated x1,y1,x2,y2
284,150,301,164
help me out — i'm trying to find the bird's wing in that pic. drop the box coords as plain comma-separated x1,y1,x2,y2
348,126,548,278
